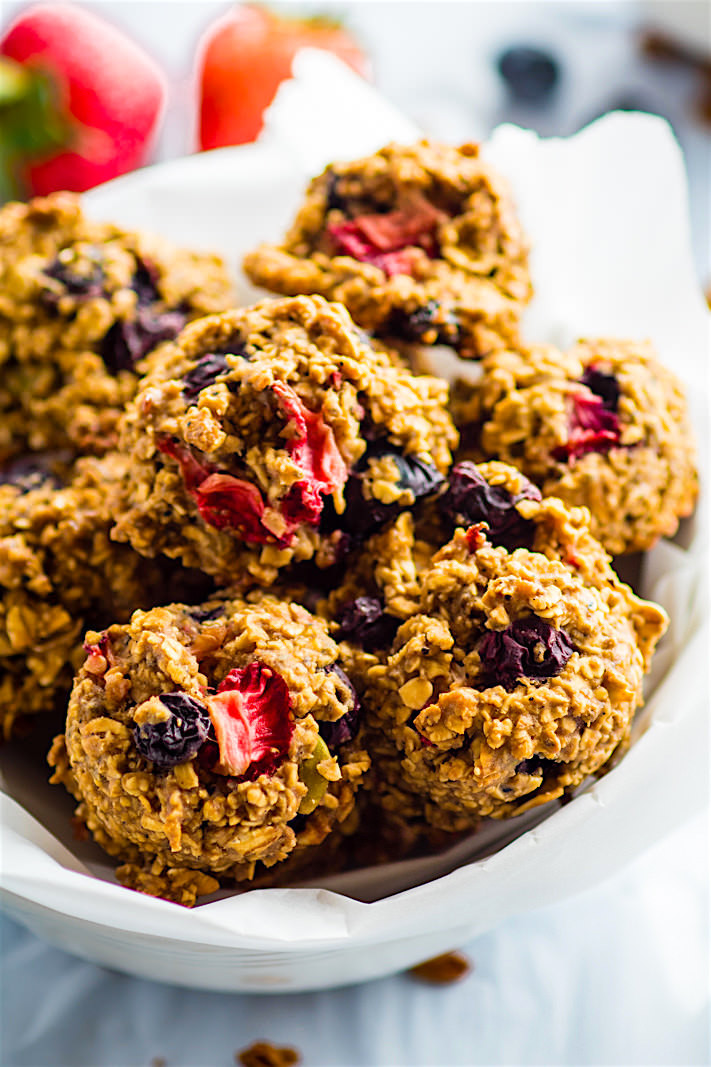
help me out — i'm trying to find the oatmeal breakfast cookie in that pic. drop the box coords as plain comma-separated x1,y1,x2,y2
112,294,457,585
49,592,369,905
243,141,531,360
453,338,698,554
0,452,182,740
331,461,667,829
0,192,235,460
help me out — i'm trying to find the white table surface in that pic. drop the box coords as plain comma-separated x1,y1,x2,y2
1,4,709,1065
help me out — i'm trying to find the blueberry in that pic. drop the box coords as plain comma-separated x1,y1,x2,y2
441,462,541,550
133,692,211,768
477,616,574,691
387,301,461,346
336,596,400,651
320,663,361,746
497,46,560,103
580,367,620,412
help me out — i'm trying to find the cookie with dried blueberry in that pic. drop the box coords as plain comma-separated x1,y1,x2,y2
0,192,234,461
243,141,531,360
452,338,698,554
112,295,457,585
0,452,189,740
48,592,370,905
357,519,667,823
325,460,666,830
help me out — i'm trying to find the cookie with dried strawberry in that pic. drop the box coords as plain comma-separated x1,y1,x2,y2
243,141,531,360
0,192,234,461
452,338,698,554
112,295,457,586
48,592,370,905
329,460,667,830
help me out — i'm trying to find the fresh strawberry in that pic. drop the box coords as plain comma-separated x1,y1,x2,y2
197,4,369,150
207,662,294,778
0,3,166,198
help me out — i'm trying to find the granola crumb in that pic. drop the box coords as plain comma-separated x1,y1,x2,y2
407,950,473,984
236,1041,301,1067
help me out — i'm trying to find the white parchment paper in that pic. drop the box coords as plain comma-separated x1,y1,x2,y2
1,53,708,961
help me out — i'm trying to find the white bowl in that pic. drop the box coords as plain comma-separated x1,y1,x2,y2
1,79,708,992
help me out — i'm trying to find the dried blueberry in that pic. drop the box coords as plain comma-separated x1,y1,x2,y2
580,366,620,412
336,596,400,651
0,450,71,490
497,46,560,103
478,616,573,691
387,301,461,347
41,253,105,304
189,604,224,622
182,353,231,399
133,692,211,767
100,305,187,374
99,260,188,374
441,463,541,550
327,447,443,540
325,171,348,213
320,664,361,747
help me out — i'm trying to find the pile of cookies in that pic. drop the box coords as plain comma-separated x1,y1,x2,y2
0,142,697,906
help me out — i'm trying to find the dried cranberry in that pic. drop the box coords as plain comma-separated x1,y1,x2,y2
387,301,461,347
320,664,361,747
553,391,621,462
477,616,573,691
133,692,211,767
206,662,294,778
336,596,400,651
441,463,541,550
580,366,621,412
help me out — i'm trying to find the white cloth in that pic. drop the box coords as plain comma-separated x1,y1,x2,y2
2,813,707,1067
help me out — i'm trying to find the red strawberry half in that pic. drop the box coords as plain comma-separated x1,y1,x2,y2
0,3,166,197
206,662,294,779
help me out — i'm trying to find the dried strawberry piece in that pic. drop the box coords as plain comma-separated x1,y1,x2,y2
553,391,621,462
206,662,294,778
272,381,348,525
326,195,445,277
157,437,272,544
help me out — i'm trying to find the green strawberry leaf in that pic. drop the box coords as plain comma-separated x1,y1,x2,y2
0,57,72,200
